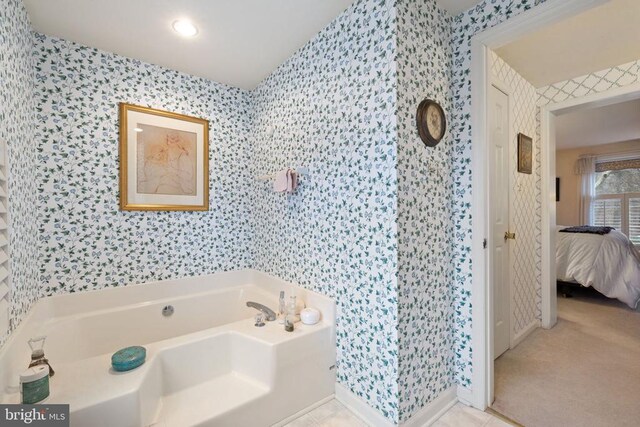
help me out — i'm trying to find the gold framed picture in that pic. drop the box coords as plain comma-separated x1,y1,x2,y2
119,103,209,211
517,132,533,174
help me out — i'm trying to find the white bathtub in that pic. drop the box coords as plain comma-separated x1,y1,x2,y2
0,269,336,426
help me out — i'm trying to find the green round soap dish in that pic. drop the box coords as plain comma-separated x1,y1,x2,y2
111,346,146,372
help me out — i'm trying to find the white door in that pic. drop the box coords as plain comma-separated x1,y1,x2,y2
489,84,511,360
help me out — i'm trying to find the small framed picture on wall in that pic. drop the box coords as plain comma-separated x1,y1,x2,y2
119,103,209,211
517,133,533,174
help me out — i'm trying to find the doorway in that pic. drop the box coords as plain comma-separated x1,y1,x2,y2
468,0,640,422
491,79,640,427
466,0,613,411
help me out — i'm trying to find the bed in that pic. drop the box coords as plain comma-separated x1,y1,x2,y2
556,226,640,309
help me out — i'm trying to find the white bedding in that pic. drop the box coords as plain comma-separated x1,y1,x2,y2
556,227,640,309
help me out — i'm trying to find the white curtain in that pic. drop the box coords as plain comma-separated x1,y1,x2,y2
575,156,596,225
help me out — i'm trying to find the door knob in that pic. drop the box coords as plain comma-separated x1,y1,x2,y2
504,231,516,241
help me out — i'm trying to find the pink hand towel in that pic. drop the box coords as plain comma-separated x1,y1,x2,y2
287,170,298,193
273,169,289,192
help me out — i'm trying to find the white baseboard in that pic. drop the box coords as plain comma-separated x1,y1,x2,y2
335,383,394,427
272,395,335,427
511,319,540,348
402,386,458,427
456,385,474,406
335,383,458,427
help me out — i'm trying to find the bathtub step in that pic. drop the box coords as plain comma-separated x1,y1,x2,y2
156,372,269,427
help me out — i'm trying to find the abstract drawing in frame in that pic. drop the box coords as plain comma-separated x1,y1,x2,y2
119,103,209,211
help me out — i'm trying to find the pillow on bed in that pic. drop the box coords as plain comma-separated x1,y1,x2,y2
559,226,614,235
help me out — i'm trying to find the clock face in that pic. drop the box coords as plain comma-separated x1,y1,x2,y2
416,99,446,147
426,104,443,140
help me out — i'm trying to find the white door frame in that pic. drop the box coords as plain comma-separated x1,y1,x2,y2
467,0,610,410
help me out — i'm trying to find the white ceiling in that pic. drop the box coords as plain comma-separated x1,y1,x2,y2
23,0,484,91
24,0,357,90
495,0,640,88
436,0,482,15
555,98,640,150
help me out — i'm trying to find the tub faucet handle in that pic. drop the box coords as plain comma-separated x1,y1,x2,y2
254,312,265,327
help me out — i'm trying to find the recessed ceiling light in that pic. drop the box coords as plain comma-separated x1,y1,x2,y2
172,20,198,38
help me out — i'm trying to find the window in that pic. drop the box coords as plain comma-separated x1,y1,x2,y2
593,163,640,245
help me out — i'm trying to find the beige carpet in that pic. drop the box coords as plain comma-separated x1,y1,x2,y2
492,287,640,427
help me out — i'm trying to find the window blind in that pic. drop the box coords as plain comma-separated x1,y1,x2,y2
592,198,622,230
630,198,640,246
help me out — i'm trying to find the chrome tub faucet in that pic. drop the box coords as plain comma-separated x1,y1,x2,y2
246,301,276,321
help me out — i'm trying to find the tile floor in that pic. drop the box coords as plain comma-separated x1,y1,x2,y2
432,404,512,427
283,399,366,427
284,400,513,427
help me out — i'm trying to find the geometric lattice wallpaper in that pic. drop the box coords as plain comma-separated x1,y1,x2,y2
537,60,640,105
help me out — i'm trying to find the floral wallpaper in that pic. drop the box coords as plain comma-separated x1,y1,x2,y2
395,0,455,422
5,0,613,422
33,34,254,296
450,0,548,389
0,0,39,346
249,0,401,421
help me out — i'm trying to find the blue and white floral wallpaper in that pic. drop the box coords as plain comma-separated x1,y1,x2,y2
395,0,455,422
249,0,401,421
33,34,254,296
0,0,39,345
4,0,607,422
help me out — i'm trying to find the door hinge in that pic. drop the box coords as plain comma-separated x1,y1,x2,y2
483,238,487,249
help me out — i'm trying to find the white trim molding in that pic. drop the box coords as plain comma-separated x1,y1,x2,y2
335,384,458,427
511,320,540,349
335,384,395,427
402,387,458,427
456,385,474,407
539,102,558,329
272,396,334,427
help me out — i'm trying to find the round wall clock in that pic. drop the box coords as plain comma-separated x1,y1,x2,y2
416,98,446,147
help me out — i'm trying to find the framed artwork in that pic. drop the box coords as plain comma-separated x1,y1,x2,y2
556,177,560,202
517,133,533,174
119,103,209,211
